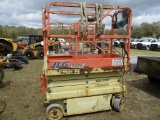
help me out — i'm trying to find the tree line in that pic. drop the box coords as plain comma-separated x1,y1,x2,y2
0,25,42,40
0,21,160,40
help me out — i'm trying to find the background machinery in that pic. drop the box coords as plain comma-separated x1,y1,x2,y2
0,38,27,69
16,34,44,60
41,2,132,120
135,56,160,82
16,35,68,60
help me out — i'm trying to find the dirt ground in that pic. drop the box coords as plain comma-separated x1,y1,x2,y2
0,49,160,120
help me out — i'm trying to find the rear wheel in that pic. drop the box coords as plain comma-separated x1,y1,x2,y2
24,50,34,60
46,104,64,120
37,50,44,59
113,97,125,112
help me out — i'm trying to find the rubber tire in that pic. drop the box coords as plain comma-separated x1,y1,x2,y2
114,42,119,47
150,48,155,51
46,104,64,120
24,50,34,60
37,50,44,59
148,76,158,83
0,69,4,83
113,97,125,112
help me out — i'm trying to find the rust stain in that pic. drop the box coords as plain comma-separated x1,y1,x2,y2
101,66,124,71
80,67,92,74
85,88,89,96
95,83,109,87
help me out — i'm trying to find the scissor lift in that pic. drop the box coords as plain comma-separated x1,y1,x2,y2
41,2,132,120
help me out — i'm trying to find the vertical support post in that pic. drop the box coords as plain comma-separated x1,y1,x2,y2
41,74,46,93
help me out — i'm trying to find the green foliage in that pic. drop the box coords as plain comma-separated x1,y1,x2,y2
1,20,160,40
132,21,160,38
0,25,42,40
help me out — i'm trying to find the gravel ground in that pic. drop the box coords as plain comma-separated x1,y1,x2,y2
0,49,160,120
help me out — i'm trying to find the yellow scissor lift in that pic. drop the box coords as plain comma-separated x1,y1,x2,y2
41,2,132,120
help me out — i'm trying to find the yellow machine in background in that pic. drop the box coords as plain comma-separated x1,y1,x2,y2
21,42,44,60
0,38,17,55
0,38,27,69
20,38,64,60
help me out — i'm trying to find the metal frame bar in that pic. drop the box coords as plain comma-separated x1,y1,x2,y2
42,2,132,70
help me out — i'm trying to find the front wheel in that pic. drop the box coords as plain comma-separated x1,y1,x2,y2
46,104,64,120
